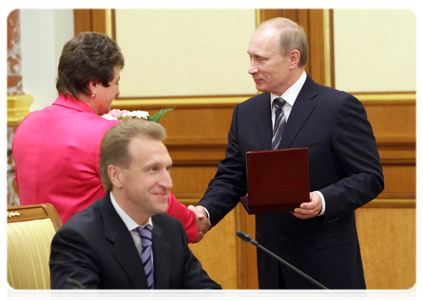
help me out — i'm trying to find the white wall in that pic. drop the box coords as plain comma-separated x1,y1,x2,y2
116,9,256,98
334,9,416,93
20,9,74,111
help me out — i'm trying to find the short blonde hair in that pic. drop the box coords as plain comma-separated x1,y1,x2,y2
100,119,167,192
258,17,309,68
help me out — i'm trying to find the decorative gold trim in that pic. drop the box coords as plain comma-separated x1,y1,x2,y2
111,96,249,108
105,9,113,39
323,9,332,88
352,93,416,102
363,199,415,208
179,199,415,209
7,211,20,218
112,92,415,108
7,95,33,125
255,9,261,28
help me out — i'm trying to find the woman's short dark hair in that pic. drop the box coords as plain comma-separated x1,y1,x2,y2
56,32,124,99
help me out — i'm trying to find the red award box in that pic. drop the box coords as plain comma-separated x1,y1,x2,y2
241,147,310,214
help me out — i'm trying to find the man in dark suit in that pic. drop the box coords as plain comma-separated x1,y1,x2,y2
194,17,384,289
50,119,221,289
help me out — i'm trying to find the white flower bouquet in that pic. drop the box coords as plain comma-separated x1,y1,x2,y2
102,108,173,123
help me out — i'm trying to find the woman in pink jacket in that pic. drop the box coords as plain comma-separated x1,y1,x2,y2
12,32,208,243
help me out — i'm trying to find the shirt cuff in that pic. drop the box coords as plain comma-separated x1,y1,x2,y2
202,206,210,220
315,191,326,216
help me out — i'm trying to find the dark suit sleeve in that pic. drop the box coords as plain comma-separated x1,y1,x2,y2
320,94,384,222
50,226,102,289
198,104,248,226
176,221,222,289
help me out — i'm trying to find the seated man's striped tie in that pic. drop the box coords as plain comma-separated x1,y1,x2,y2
136,225,154,289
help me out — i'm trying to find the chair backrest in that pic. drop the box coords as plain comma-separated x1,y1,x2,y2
7,203,63,289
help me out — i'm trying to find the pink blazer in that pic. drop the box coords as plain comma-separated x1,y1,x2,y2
13,94,197,241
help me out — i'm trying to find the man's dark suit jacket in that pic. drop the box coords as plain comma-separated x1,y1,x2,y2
198,75,384,289
50,194,221,289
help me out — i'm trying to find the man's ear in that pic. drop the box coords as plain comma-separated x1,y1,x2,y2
108,165,124,189
288,50,300,69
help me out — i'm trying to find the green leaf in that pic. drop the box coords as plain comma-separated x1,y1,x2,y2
147,107,174,123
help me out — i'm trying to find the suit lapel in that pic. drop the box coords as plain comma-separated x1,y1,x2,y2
280,75,317,149
251,93,273,150
150,220,170,289
100,195,148,289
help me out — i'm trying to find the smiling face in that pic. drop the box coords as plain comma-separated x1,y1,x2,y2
247,28,294,96
89,65,121,115
117,136,173,223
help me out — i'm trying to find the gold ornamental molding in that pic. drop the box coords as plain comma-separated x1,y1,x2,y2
105,9,113,39
111,96,252,109
112,92,415,109
7,95,33,126
180,199,415,209
7,211,20,218
255,9,262,28
363,199,416,209
353,93,416,102
323,9,332,88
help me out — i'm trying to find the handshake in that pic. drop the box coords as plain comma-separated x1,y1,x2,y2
187,205,211,243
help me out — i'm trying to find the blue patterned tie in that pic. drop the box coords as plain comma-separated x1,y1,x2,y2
272,98,287,150
136,225,154,289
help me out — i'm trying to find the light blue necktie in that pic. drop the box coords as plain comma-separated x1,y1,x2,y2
136,225,154,289
272,98,287,150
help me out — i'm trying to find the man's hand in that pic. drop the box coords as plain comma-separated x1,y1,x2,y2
188,205,211,243
291,192,322,220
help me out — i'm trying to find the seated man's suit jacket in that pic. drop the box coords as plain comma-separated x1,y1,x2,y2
50,194,221,289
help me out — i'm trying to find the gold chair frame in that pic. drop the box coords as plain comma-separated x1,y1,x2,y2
7,203,63,289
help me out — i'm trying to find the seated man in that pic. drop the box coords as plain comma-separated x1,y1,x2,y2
50,119,221,289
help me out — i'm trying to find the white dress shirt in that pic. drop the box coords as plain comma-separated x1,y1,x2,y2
204,71,326,218
110,192,154,262
270,71,326,216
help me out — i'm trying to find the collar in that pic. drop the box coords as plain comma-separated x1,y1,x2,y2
110,192,153,231
270,70,307,107
53,94,97,114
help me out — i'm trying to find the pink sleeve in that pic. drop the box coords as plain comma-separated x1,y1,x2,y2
165,192,197,243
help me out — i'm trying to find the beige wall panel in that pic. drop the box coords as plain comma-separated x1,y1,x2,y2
334,10,416,92
378,165,415,199
115,9,257,97
363,100,415,139
355,207,416,289
237,206,259,289
189,208,240,289
170,166,218,199
157,106,235,141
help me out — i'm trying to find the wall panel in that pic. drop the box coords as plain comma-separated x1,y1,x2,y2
356,205,416,289
188,205,241,289
170,166,218,199
115,9,256,98
334,10,416,92
361,96,416,200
